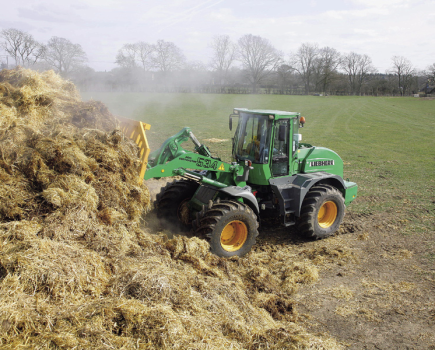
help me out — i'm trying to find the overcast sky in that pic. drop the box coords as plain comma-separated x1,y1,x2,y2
1,0,434,72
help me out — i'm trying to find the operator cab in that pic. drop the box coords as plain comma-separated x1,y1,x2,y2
229,108,302,185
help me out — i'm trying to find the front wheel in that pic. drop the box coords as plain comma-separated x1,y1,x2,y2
155,179,199,230
298,184,345,239
194,200,259,257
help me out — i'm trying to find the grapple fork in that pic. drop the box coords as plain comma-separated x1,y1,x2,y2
118,117,151,183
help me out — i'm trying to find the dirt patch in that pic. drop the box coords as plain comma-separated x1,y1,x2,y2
292,212,435,350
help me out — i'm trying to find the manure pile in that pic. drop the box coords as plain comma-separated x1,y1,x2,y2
0,68,341,349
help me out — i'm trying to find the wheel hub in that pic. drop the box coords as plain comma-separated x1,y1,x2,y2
178,199,191,226
318,201,338,228
220,220,248,252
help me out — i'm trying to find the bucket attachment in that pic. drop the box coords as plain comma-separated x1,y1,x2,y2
118,117,151,183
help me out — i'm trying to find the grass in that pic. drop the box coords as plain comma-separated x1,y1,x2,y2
82,92,435,234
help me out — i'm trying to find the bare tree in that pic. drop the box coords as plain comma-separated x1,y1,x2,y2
276,64,295,92
0,28,45,67
44,37,87,76
237,34,282,93
425,63,435,93
136,42,154,71
341,52,376,95
313,47,341,94
115,43,138,68
153,40,185,73
290,43,319,94
209,35,237,84
428,63,435,83
390,56,415,96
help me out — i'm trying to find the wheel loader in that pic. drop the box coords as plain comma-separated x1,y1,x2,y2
120,108,357,257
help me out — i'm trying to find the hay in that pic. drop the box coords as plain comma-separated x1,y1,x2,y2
300,244,356,266
327,285,355,301
0,67,340,349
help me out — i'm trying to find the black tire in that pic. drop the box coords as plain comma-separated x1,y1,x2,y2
155,179,199,230
194,199,259,257
298,184,345,239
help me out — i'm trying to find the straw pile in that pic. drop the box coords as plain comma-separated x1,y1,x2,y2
0,68,341,349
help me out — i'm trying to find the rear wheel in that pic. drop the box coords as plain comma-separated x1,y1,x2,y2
298,184,345,239
194,199,259,257
155,179,199,230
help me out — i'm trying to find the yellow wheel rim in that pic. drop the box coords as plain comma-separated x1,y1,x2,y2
318,201,338,228
220,220,248,252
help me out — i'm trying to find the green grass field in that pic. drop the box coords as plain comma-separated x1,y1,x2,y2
82,92,435,234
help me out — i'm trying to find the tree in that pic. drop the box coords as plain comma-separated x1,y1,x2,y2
313,47,341,94
0,28,45,67
390,56,415,96
69,65,96,90
115,42,154,70
153,40,185,73
115,43,138,68
428,63,435,83
341,52,376,95
44,37,87,76
136,42,154,71
237,34,282,93
276,64,295,92
209,35,237,84
425,63,435,93
290,43,319,94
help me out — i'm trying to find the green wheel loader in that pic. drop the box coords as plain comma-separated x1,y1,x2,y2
120,108,357,257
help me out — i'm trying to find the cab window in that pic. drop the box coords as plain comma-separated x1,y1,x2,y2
235,113,271,164
271,119,289,176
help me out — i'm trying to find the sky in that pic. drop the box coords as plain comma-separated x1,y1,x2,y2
1,0,434,73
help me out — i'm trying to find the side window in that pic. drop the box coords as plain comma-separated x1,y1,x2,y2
271,119,289,176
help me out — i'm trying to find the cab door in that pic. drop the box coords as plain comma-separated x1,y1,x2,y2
271,119,290,177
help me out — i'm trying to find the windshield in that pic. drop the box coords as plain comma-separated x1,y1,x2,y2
234,113,271,164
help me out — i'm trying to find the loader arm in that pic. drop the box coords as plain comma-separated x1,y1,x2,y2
145,127,238,181
118,118,246,186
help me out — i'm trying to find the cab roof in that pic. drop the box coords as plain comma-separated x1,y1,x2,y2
233,108,300,118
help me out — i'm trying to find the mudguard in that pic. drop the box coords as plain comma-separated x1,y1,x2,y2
270,172,348,217
218,186,260,215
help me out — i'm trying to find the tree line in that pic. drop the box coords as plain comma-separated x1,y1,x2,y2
1,28,434,96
